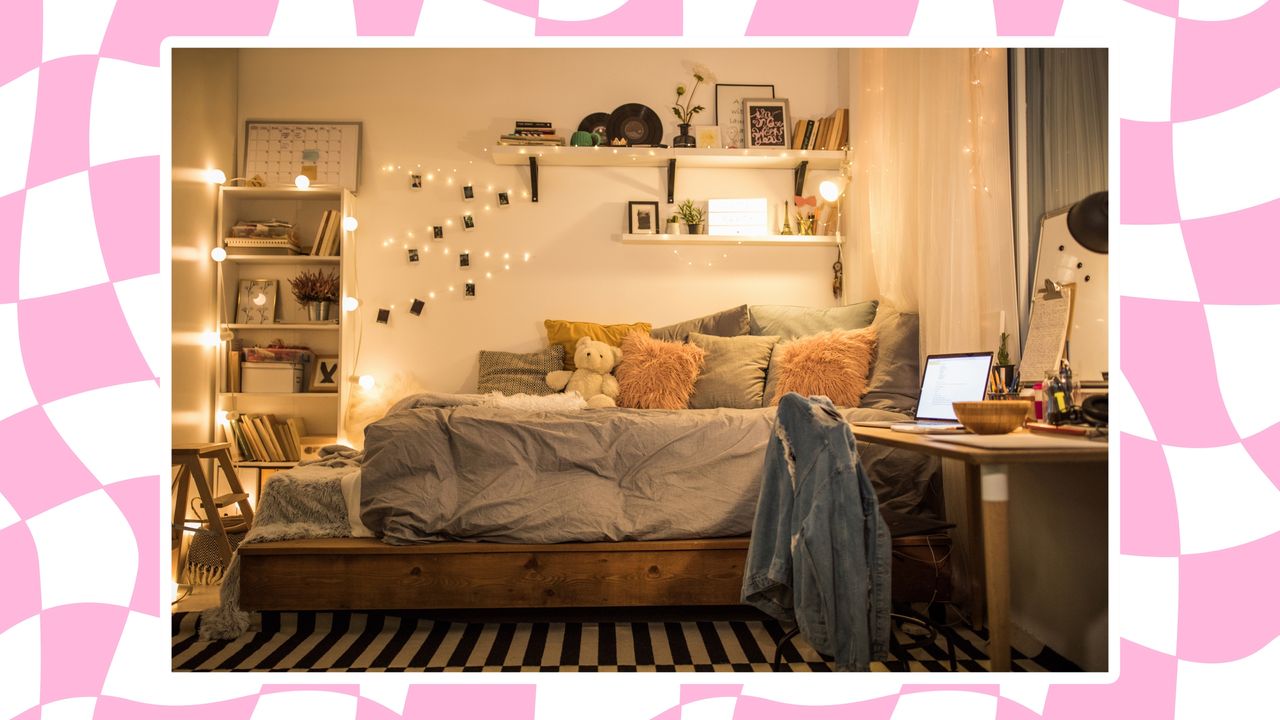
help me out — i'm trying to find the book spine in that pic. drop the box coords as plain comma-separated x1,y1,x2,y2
238,416,264,462
800,120,815,150
514,120,553,128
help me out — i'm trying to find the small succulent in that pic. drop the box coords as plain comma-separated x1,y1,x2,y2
997,331,1010,366
676,199,705,224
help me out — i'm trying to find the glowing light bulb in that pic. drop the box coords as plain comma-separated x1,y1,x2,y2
819,178,846,203
342,296,360,312
205,168,226,184
215,410,229,425
210,247,227,262
294,174,311,189
358,375,375,390
342,216,358,232
202,330,222,347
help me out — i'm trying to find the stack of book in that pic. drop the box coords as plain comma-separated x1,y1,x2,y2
497,120,565,146
309,209,342,256
791,107,849,151
219,412,308,463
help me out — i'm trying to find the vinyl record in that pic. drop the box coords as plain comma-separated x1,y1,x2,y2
578,112,611,138
607,103,663,146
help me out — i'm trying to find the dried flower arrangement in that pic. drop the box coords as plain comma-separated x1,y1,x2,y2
289,269,339,306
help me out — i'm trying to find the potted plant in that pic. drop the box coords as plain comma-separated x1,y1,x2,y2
676,199,706,234
994,331,1016,395
665,214,682,235
290,269,340,322
670,63,715,148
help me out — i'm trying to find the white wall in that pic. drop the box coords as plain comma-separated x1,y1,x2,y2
172,49,238,443
237,48,846,393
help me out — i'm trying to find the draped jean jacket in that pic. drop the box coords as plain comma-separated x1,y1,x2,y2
741,393,891,671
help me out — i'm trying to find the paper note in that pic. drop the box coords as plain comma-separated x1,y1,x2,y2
1019,284,1073,383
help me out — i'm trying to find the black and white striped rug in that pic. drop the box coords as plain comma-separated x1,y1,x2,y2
172,607,1078,672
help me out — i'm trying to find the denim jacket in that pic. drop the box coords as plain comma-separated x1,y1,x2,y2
741,393,891,671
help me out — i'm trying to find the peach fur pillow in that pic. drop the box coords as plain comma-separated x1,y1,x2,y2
615,332,706,409
768,327,878,408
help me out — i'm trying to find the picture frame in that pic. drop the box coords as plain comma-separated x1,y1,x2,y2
235,278,277,324
311,355,340,392
497,192,510,206
628,201,660,234
432,225,444,240
742,98,791,149
462,185,475,200
463,214,475,231
376,308,391,324
694,125,722,149
409,299,425,316
242,120,362,190
714,84,774,149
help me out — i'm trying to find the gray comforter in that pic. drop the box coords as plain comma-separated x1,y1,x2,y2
359,395,936,545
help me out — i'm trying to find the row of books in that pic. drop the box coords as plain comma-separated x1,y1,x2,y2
498,119,565,146
309,209,343,256
220,412,309,463
791,107,849,151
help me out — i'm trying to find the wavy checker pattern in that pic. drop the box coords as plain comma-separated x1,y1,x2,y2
0,0,1276,718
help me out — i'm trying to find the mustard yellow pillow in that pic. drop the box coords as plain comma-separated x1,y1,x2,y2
545,319,652,370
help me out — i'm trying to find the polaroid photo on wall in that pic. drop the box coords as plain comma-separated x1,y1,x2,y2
497,192,510,206
463,214,475,231
407,247,420,264
376,308,391,324
459,252,470,268
465,282,476,297
463,184,475,200
409,299,425,316
410,173,422,190
432,225,444,241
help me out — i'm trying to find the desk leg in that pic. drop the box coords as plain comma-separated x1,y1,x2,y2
981,463,1011,672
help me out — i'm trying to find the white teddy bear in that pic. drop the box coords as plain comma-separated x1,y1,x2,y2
546,336,622,408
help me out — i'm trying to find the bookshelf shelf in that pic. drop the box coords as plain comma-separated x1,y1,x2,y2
222,254,342,265
226,323,339,331
219,392,339,399
616,233,839,247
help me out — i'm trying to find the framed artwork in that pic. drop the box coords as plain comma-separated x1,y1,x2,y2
235,279,277,324
714,83,774,149
242,120,362,190
628,201,660,234
694,125,722,148
742,98,791,149
311,356,340,392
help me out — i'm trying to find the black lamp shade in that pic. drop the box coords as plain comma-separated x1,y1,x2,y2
1066,191,1108,254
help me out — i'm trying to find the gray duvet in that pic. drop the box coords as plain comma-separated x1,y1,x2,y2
359,395,936,545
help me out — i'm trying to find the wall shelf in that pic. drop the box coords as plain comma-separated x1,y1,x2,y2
220,186,344,200
491,146,845,203
219,392,339,399
616,233,840,247
222,254,341,265
226,323,339,331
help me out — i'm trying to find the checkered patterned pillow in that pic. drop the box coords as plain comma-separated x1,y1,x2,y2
478,346,565,396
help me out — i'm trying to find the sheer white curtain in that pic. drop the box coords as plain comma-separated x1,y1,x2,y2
845,49,1018,358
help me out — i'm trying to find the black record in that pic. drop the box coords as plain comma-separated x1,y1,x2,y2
607,103,662,146
578,112,611,138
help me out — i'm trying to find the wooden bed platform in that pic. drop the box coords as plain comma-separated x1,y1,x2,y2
238,537,751,611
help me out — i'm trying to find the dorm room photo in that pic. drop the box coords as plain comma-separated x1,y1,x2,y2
170,47,1109,674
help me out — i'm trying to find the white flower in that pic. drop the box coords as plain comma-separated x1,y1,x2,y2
691,63,716,84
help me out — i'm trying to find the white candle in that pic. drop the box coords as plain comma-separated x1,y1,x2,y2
999,310,1005,335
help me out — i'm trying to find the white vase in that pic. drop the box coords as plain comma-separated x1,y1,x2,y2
665,221,682,235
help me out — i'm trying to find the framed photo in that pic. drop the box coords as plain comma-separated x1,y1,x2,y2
715,83,774,149
497,192,510,206
462,214,475,231
311,356,339,392
242,120,362,190
693,125,722,149
462,185,475,200
235,279,277,324
409,298,425,316
376,308,391,324
742,98,791,149
432,225,444,240
628,201,660,234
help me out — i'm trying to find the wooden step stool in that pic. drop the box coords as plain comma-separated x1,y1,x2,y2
172,443,255,570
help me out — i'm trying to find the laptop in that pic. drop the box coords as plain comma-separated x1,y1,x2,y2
852,351,994,433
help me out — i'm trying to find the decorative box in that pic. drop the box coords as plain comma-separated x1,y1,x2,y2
241,362,305,393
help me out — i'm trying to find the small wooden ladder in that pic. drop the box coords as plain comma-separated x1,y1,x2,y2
171,442,255,569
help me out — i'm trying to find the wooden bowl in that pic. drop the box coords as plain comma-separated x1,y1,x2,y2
952,400,1032,435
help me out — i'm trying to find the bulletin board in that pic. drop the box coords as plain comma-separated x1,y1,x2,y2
242,120,362,190
1030,206,1109,382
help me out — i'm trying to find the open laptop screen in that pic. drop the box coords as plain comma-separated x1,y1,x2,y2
915,352,994,421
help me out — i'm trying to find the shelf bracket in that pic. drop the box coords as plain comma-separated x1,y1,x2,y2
793,160,809,197
667,158,677,205
529,156,539,203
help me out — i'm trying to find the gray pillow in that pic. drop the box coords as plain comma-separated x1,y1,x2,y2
748,300,879,340
651,305,750,342
687,332,778,409
860,309,921,413
477,345,564,396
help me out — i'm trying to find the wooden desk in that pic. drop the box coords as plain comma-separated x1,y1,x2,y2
849,425,1107,672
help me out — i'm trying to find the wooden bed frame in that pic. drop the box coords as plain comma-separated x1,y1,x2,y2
238,537,751,611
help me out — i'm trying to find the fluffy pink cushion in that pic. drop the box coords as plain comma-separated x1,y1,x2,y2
768,327,878,407
615,332,706,409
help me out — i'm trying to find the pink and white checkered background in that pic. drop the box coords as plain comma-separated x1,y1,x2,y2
1,0,1276,717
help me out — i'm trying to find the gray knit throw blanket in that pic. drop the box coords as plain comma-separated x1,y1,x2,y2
198,448,359,640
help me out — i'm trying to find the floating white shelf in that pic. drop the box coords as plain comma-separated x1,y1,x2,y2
222,254,340,265
225,323,340,331
616,233,840,247
219,186,344,200
490,145,845,169
219,392,338,399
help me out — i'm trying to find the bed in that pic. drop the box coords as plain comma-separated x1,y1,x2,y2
218,303,936,627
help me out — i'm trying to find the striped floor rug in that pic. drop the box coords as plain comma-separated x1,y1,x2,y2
172,607,1078,672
